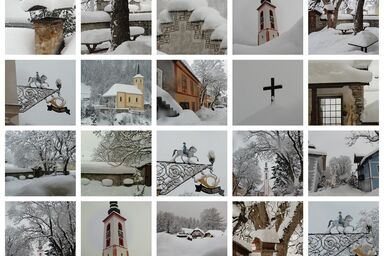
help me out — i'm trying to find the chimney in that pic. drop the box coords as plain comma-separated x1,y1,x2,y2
33,18,65,54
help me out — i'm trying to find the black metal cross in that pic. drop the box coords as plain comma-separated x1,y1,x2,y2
263,77,283,103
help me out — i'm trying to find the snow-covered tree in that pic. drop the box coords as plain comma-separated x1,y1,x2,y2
7,201,76,256
200,208,225,231
345,131,379,146
233,147,262,195
157,211,200,234
238,131,303,195
5,226,32,256
191,60,227,108
328,155,352,183
93,131,151,167
357,207,379,251
111,0,130,50
233,201,303,256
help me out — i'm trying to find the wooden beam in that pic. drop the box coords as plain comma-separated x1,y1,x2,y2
311,88,318,125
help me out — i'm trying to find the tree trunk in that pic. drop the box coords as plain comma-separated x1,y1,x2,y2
354,0,365,34
276,202,303,256
111,0,130,50
63,158,70,175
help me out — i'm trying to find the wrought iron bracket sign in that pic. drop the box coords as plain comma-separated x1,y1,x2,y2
17,73,70,114
308,232,373,256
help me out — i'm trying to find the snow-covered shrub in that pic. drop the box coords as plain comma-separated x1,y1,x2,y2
123,178,134,186
5,176,17,182
102,179,113,187
81,178,90,185
19,175,26,180
27,174,34,179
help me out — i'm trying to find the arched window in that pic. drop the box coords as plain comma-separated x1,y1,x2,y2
107,224,110,231
270,10,275,29
260,11,264,30
118,223,122,230
106,223,111,247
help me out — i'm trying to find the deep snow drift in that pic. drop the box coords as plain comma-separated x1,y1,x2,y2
234,18,303,54
81,180,150,196
310,184,379,196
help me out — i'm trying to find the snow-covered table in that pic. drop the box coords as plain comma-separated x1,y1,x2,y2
81,27,145,53
348,30,378,53
336,22,369,34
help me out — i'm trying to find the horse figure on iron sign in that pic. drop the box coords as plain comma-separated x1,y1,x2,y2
327,211,354,234
28,72,49,88
171,143,199,164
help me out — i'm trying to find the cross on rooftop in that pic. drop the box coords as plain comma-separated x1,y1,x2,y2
263,77,283,103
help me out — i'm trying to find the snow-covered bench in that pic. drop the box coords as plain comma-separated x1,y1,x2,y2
81,27,145,53
348,30,378,53
336,22,369,34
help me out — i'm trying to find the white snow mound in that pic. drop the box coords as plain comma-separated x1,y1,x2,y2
102,179,113,187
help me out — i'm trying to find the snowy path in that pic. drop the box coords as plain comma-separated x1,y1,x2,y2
310,185,378,196
82,180,150,196
157,233,227,256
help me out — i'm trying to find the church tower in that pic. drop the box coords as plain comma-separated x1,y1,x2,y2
102,202,129,256
257,0,279,45
133,63,145,94
263,163,271,196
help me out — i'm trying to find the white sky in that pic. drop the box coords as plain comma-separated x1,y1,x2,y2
233,0,303,45
309,202,378,233
158,201,227,222
16,60,76,125
82,202,151,256
81,131,102,160
157,131,227,195
233,60,303,125
157,0,227,17
309,131,378,168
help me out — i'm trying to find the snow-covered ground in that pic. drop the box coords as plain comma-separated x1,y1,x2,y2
82,111,151,125
81,35,151,54
158,108,227,125
234,18,303,55
309,27,379,54
157,232,226,256
310,184,379,196
5,173,76,196
81,180,150,196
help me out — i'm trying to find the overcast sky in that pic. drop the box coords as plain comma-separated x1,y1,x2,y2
233,0,303,45
309,131,379,167
309,202,378,233
81,131,102,160
82,202,151,256
16,60,76,125
233,60,303,125
157,0,227,17
157,131,227,195
158,201,227,222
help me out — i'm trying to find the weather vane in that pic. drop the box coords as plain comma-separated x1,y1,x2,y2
263,77,283,103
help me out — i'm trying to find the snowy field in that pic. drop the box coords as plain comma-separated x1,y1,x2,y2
309,27,379,54
81,180,150,196
310,184,378,196
5,173,76,196
82,112,151,125
158,107,227,125
157,233,227,256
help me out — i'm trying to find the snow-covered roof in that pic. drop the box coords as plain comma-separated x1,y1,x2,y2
81,11,111,24
22,0,75,11
233,236,253,252
102,83,143,97
251,229,280,243
5,163,32,173
309,61,372,85
82,161,138,174
358,148,379,166
191,228,205,234
308,144,326,156
133,74,144,78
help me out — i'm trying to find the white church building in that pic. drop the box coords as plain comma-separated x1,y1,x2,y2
103,201,130,256
257,0,279,45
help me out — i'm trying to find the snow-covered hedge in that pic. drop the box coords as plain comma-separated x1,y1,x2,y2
5,176,18,182
28,174,34,179
123,178,134,185
102,179,113,187
81,178,90,185
19,175,26,180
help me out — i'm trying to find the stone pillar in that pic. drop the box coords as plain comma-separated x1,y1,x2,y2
5,60,21,125
33,18,64,54
349,85,364,124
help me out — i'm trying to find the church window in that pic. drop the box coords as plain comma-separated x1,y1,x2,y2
118,223,122,230
128,97,131,103
119,96,122,102
106,238,110,247
260,11,264,30
319,97,342,125
270,10,275,29
119,238,124,246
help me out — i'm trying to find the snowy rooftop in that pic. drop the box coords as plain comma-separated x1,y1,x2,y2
102,83,143,97
358,148,379,166
82,161,138,174
233,236,252,252
133,74,144,78
22,0,75,11
250,229,280,243
308,148,327,156
5,163,32,173
309,61,372,85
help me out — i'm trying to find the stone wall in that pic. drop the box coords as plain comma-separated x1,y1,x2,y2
157,11,226,55
33,18,64,54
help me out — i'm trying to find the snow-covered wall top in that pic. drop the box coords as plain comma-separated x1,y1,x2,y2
82,161,138,174
309,61,372,84
5,0,30,23
22,0,75,11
